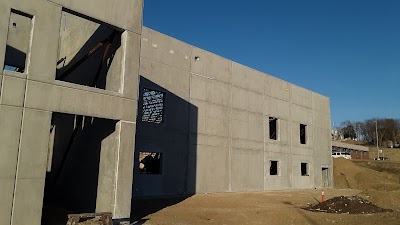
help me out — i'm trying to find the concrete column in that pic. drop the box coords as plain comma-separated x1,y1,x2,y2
0,106,23,225
96,121,135,219
11,109,52,225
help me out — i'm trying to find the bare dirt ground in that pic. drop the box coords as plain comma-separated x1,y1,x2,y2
132,189,399,225
131,158,400,225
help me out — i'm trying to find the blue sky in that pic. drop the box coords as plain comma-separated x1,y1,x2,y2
143,0,400,125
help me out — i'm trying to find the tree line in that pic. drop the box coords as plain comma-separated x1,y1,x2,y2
337,118,400,146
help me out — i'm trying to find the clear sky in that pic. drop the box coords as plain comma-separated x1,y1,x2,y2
143,0,400,125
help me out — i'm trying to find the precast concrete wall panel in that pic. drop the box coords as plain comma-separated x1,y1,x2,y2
141,28,192,71
264,151,291,190
48,0,143,33
191,47,232,83
1,0,62,81
232,62,264,94
0,0,142,223
264,75,290,101
231,148,264,192
137,27,331,196
291,155,314,189
290,84,313,109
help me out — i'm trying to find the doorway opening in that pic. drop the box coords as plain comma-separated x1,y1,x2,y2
322,167,329,187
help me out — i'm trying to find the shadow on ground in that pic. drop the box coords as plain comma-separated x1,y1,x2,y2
131,196,190,223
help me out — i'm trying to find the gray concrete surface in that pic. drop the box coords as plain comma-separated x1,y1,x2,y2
0,0,331,224
135,27,332,197
0,0,142,224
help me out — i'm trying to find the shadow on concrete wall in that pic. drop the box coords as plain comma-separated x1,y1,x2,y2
56,23,121,90
131,76,197,222
4,45,26,72
42,113,117,224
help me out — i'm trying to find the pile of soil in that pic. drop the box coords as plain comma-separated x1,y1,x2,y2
333,158,400,191
333,158,400,210
303,196,393,214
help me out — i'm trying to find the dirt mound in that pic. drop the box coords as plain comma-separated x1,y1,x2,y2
358,190,400,210
333,158,400,210
333,158,400,191
303,196,392,214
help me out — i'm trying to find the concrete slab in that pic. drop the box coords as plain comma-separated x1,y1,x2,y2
190,74,207,101
0,179,14,225
140,58,190,100
0,106,23,179
290,84,313,109
264,152,291,190
11,178,45,225
141,27,191,71
1,75,26,107
195,145,230,193
16,109,51,179
191,47,232,84
231,148,264,192
290,104,313,125
48,0,143,33
290,155,314,189
264,142,290,154
6,0,62,80
206,79,231,107
264,116,290,145
232,139,263,151
312,92,330,114
264,75,290,101
231,62,264,94
24,80,137,121
291,122,314,149
264,96,290,120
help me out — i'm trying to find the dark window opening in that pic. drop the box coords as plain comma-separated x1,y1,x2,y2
3,9,33,73
300,124,307,144
270,160,278,175
301,163,309,176
141,88,164,124
269,117,278,140
55,10,123,91
139,152,162,174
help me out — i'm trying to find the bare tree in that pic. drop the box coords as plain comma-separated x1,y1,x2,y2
339,121,356,139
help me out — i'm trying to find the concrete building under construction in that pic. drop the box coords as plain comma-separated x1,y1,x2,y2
0,0,332,224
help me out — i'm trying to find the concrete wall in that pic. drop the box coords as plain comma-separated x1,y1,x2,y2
0,0,142,224
134,27,332,197
0,0,331,223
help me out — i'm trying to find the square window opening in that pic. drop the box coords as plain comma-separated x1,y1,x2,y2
300,124,307,144
55,10,123,91
270,160,279,175
269,117,278,140
3,9,33,73
139,152,162,174
301,162,309,176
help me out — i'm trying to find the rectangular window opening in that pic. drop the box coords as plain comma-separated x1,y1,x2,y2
301,163,309,176
269,117,278,140
141,88,164,124
3,9,33,73
270,160,279,175
55,10,123,91
139,152,162,174
300,124,307,144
